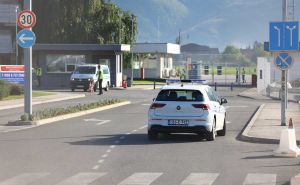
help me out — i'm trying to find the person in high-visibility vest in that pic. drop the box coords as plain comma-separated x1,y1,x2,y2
36,66,42,87
97,65,103,95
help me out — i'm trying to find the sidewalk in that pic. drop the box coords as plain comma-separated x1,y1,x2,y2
239,88,300,144
0,92,85,111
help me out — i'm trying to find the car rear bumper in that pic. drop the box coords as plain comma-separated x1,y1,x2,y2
148,125,210,134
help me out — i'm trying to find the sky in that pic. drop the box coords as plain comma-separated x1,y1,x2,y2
112,0,300,51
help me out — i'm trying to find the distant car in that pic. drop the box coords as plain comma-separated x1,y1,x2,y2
70,64,110,92
148,80,227,141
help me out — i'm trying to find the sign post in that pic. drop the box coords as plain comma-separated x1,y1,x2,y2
269,0,299,126
20,0,35,116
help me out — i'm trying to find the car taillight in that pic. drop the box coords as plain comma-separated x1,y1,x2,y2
192,104,210,110
150,103,166,109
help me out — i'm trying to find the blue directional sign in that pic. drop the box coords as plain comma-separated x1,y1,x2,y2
269,21,299,51
275,53,293,70
17,29,36,48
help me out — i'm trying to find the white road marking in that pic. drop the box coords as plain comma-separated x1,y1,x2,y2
142,104,151,106
225,105,248,109
92,165,100,170
243,173,276,185
110,145,116,149
55,172,106,185
126,132,131,135
106,149,112,153
0,173,49,185
132,130,138,132
102,154,108,158
96,120,111,126
84,118,102,122
226,121,232,124
181,173,219,185
139,125,147,130
98,159,104,163
118,172,163,185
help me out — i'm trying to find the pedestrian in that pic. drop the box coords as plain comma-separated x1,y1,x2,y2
242,68,246,83
97,65,103,95
36,65,42,87
235,68,239,83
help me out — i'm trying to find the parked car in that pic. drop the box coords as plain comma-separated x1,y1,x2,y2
148,80,227,141
70,64,110,92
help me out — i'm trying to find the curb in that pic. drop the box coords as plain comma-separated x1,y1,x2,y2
7,101,131,126
238,104,280,144
0,93,86,111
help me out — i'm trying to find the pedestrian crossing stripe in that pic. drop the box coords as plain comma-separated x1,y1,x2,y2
0,172,279,185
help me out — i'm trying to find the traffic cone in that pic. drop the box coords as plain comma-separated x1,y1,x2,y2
274,118,300,157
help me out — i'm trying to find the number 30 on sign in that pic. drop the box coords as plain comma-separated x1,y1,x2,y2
17,10,36,29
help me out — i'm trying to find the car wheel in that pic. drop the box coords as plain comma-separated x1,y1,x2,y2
217,119,226,136
104,83,109,91
207,119,216,141
148,130,158,140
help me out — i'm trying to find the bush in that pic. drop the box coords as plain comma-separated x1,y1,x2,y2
32,99,124,121
0,80,10,100
9,84,23,95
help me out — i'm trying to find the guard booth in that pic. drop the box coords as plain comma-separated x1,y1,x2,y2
33,44,130,88
217,66,222,75
204,65,209,75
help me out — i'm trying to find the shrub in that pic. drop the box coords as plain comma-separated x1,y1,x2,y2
0,80,10,100
32,99,123,121
9,84,23,95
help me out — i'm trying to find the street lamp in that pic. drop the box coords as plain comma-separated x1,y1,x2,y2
130,14,136,87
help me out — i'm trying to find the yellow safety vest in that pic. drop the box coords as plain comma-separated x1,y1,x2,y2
36,68,42,76
98,70,103,80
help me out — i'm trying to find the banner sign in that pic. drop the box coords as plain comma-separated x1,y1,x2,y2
0,65,25,85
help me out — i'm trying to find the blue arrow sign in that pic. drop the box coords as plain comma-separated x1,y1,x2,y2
269,21,299,51
275,53,293,70
17,29,36,48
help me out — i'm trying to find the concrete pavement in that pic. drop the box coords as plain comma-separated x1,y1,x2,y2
239,88,300,144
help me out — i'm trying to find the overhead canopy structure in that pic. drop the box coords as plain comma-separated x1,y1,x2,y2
131,43,180,54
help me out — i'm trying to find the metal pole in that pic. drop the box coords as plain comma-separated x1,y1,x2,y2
24,0,32,115
130,15,135,86
281,0,287,126
15,6,18,65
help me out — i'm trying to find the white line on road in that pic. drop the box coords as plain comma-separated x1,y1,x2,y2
126,132,131,135
101,154,108,158
142,104,151,106
226,121,232,124
181,173,219,185
92,165,100,170
55,172,106,185
0,173,49,185
96,120,111,126
139,125,148,130
243,173,276,185
110,145,116,149
106,149,112,153
132,129,137,132
118,172,163,185
225,105,248,109
98,159,104,163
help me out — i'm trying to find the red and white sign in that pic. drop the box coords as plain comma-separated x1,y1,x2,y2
17,10,36,29
0,65,25,72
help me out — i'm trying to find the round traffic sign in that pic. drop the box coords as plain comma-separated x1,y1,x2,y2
274,53,293,70
17,29,36,48
17,10,36,29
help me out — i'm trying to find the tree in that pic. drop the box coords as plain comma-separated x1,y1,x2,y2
33,0,137,45
251,41,269,63
221,45,250,65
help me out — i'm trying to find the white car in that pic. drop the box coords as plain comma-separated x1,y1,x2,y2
148,80,227,141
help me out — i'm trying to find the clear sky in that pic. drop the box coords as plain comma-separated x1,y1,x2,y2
113,0,300,51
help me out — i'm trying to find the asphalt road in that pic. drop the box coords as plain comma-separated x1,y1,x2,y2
0,89,299,185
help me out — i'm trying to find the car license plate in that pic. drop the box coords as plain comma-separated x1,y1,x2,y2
168,120,189,126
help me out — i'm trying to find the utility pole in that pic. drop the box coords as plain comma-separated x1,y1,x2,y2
281,0,288,126
24,0,33,115
130,14,135,87
15,6,18,65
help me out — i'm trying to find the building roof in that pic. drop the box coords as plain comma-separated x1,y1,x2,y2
181,43,219,54
131,43,180,54
33,44,131,52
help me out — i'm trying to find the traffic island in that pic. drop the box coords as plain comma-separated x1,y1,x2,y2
7,99,130,126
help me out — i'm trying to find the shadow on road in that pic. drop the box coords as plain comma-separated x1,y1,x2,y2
67,133,211,146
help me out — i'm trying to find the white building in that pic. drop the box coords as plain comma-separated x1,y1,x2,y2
125,43,180,79
257,53,300,95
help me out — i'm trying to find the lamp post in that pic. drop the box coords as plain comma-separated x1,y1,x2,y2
130,14,136,87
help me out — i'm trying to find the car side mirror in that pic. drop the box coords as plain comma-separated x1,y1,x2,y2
220,98,227,105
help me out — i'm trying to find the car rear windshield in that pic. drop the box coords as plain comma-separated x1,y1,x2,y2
156,90,204,101
74,66,96,74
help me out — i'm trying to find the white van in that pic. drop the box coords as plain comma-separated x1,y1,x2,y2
70,64,110,92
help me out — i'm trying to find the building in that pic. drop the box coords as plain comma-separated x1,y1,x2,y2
124,43,180,79
0,0,20,65
33,44,130,88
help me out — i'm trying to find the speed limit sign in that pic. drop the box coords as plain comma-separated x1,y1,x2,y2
17,10,36,29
